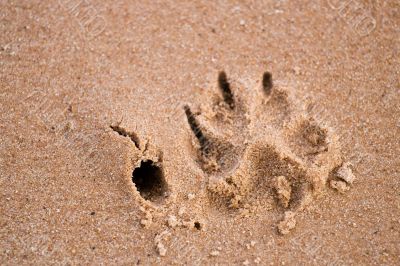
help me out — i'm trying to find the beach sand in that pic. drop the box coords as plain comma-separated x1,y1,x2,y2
1,0,399,265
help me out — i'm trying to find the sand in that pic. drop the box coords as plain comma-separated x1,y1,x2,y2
1,0,399,265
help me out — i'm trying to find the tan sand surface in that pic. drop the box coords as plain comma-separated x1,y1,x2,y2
1,0,399,265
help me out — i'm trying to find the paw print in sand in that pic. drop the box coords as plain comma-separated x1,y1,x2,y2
184,71,355,234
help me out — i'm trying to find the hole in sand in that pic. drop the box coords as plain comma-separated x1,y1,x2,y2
132,160,167,202
262,71,273,95
194,221,202,230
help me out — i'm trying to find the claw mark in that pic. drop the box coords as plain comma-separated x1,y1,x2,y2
218,71,235,109
184,105,210,154
262,71,273,95
110,125,140,149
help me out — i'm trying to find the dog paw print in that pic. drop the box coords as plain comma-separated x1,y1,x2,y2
184,71,354,234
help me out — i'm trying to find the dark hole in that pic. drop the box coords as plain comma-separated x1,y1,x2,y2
132,160,167,202
90,211,96,215
194,221,202,230
262,71,273,95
